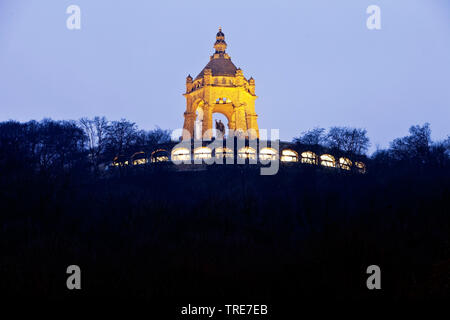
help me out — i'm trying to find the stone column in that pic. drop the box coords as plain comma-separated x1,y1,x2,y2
246,113,259,139
201,104,213,140
234,104,248,137
182,112,195,140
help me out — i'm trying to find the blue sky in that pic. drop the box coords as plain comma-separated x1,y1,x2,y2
0,0,449,152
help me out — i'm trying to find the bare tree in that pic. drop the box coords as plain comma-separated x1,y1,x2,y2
79,116,108,170
390,123,431,162
136,127,172,149
105,119,138,159
293,128,326,145
326,127,370,155
27,119,86,172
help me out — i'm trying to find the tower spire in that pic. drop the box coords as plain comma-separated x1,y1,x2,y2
214,27,227,53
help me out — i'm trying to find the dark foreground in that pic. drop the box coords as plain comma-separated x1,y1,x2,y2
1,161,448,303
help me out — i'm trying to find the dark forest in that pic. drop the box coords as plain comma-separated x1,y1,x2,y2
0,118,448,301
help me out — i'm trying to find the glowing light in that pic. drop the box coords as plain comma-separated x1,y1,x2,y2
172,147,191,161
194,147,212,160
259,147,278,161
151,149,169,163
320,154,336,168
355,161,366,174
238,147,256,159
301,151,317,165
320,154,336,167
133,159,147,165
112,155,128,167
339,157,352,170
216,147,233,158
131,151,147,165
281,149,298,162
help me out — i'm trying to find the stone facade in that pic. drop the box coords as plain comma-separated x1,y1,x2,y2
182,28,259,140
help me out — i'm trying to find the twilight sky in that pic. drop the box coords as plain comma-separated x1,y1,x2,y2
0,0,449,153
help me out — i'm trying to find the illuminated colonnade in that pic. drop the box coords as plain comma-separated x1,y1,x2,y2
112,145,366,173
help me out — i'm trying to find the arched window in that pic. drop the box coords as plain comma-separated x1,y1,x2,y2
216,97,231,104
151,149,169,163
171,147,191,161
131,151,147,165
301,151,317,165
320,154,336,167
281,149,298,162
355,161,366,174
238,147,256,160
215,147,233,158
214,78,218,84
339,157,352,170
194,147,212,160
259,147,278,161
222,77,226,84
112,155,129,167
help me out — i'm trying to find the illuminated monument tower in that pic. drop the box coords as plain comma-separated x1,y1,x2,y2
182,28,259,140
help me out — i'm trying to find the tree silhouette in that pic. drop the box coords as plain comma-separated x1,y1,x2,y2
326,126,370,155
390,123,431,162
79,116,108,171
293,127,326,145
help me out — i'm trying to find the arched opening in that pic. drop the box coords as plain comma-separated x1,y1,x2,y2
171,147,191,161
112,155,129,167
355,161,366,174
215,147,233,158
301,151,317,165
194,147,212,160
320,154,336,168
194,107,204,140
238,147,256,159
281,149,298,162
212,112,229,139
259,147,278,161
339,157,352,170
131,151,147,165
151,149,169,163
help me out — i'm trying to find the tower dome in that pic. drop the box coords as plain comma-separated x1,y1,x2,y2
195,28,237,80
183,28,259,140
214,27,227,53
216,27,225,38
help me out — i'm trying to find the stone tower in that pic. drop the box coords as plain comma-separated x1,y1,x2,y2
182,28,259,140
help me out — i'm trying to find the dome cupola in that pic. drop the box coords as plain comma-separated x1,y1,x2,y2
195,28,238,80
214,27,227,53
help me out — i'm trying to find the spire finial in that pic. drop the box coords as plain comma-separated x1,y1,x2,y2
214,27,227,53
